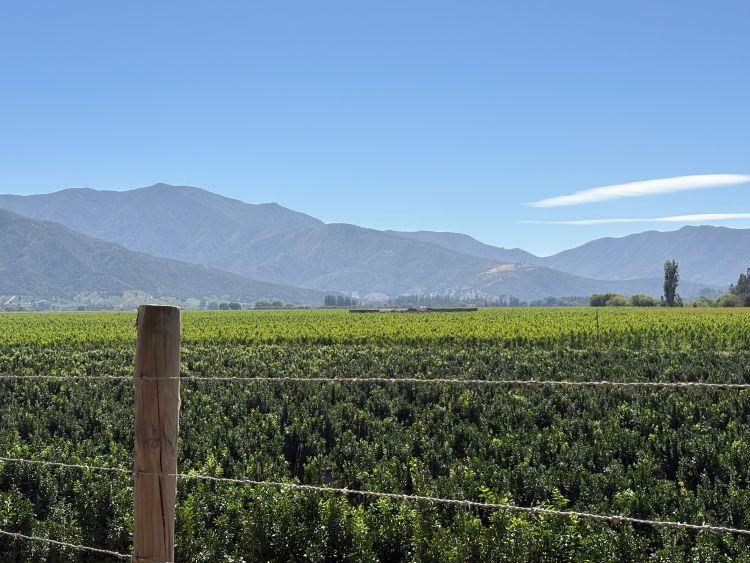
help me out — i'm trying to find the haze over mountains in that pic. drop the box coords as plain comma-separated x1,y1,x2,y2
540,227,750,287
387,230,538,264
0,208,323,304
1,183,745,303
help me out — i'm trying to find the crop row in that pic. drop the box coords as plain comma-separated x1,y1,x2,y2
2,308,750,349
1,341,750,560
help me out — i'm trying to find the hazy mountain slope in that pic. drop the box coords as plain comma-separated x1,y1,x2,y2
179,222,685,299
462,264,708,300
229,223,710,298
0,184,726,298
0,209,323,303
0,184,567,297
0,183,323,265
233,224,500,294
387,230,540,263
541,226,750,287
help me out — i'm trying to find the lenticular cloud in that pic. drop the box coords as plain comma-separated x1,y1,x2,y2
529,174,750,208
524,212,750,225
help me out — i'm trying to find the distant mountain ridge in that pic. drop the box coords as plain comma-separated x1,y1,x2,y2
0,183,323,267
0,208,324,303
400,225,750,287
0,183,735,300
539,226,750,287
386,230,538,264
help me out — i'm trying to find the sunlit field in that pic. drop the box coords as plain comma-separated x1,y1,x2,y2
2,307,750,561
2,307,750,348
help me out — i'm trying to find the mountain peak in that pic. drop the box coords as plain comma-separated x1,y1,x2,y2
0,184,745,299
142,182,180,191
139,182,208,194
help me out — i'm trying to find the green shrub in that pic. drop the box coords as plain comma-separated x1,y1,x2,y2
630,294,656,307
714,294,741,307
590,293,612,307
590,293,630,307
606,295,629,306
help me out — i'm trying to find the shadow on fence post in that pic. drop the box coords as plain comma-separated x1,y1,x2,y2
133,305,181,563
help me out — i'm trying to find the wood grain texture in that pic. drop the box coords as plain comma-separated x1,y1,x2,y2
133,305,181,563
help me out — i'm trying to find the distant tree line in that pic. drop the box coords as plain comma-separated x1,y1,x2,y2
389,294,516,308
387,294,588,308
324,295,359,307
591,261,750,308
591,260,684,307
589,293,659,307
692,268,750,307
254,299,295,309
527,296,589,306
728,268,750,305
206,301,242,310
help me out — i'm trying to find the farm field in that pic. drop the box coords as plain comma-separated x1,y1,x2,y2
2,307,750,347
1,308,750,561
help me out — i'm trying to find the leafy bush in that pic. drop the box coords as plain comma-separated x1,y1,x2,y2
606,295,629,306
3,336,750,560
714,293,741,307
590,293,629,307
630,294,656,307
590,293,614,306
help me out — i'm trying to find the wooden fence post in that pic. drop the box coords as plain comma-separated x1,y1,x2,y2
133,305,181,562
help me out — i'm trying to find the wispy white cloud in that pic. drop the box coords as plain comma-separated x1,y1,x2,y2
528,174,750,208
523,213,750,225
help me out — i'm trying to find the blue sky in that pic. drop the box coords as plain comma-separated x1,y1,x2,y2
1,1,748,255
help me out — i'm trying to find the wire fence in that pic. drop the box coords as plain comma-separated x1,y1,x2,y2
0,528,132,561
3,455,750,539
2,372,750,389
2,369,750,560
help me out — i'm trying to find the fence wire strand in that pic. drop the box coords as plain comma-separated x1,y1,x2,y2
1,372,750,389
175,375,750,389
0,527,130,560
0,373,131,381
0,455,132,475
3,455,750,537
171,473,750,536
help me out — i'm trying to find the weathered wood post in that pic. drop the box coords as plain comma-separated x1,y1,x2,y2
133,305,181,562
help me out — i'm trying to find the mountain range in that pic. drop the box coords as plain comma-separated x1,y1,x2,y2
539,227,750,287
1,182,746,303
0,208,323,304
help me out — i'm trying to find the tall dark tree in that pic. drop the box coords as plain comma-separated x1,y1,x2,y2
730,268,750,296
729,267,750,306
663,259,680,307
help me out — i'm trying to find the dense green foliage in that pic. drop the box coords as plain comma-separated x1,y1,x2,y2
681,269,750,308
1,309,750,561
2,308,750,348
730,268,750,307
664,260,680,308
591,294,659,308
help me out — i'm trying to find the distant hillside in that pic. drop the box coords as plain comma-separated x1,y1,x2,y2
0,183,322,266
387,230,539,264
0,184,724,299
0,184,577,297
0,209,324,303
224,223,498,295
541,225,750,287
461,263,708,300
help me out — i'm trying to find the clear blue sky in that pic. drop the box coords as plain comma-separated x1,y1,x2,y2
1,1,748,255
